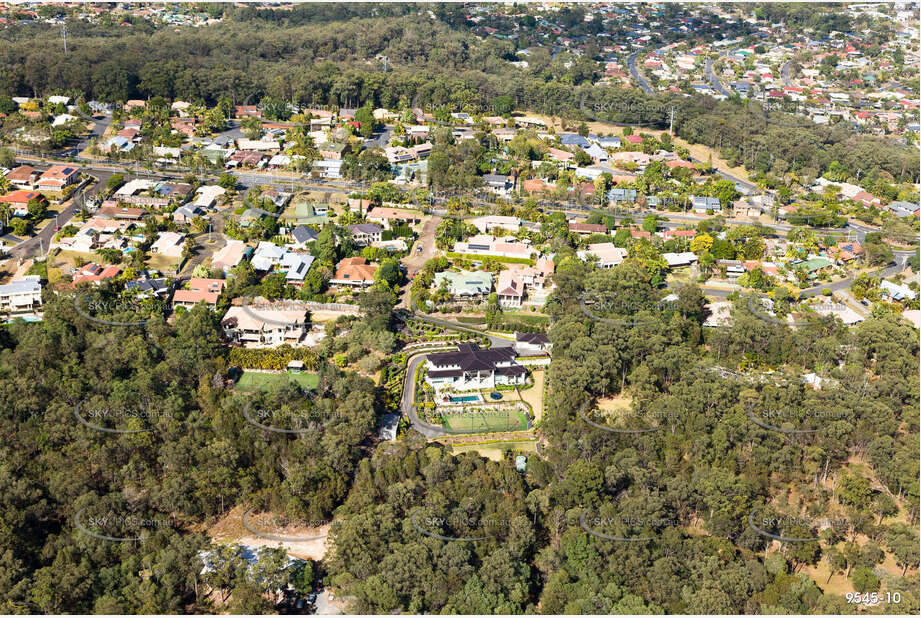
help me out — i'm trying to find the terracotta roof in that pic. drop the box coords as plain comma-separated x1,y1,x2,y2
333,257,377,283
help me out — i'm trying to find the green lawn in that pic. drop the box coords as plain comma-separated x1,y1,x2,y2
446,252,535,265
235,371,319,393
442,409,529,434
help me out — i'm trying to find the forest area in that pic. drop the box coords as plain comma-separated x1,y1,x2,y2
1,264,918,613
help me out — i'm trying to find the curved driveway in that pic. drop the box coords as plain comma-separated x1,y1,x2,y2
401,352,447,438
396,311,513,438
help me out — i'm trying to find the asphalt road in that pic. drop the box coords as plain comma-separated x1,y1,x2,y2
6,168,115,262
705,53,732,97
781,60,793,87
364,125,392,150
627,52,654,95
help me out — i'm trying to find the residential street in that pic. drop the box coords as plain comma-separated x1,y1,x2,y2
705,52,732,97
627,52,654,94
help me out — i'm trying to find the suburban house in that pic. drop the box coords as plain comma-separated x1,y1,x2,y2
424,343,527,391
222,301,309,347
4,165,38,188
72,263,122,286
192,185,226,209
690,196,722,213
172,205,205,224
887,201,919,218
290,225,319,248
347,223,384,246
330,257,378,287
578,242,628,268
483,174,513,195
36,165,80,192
0,190,42,216
251,241,286,271
367,207,423,228
880,280,917,302
280,252,315,287
433,270,493,299
0,275,42,319
172,278,226,310
663,252,699,268
212,240,252,272
469,215,521,234
496,269,526,308
98,206,145,221
662,229,697,241
125,275,169,299
150,231,186,258
453,234,535,260
515,332,552,355
568,222,607,236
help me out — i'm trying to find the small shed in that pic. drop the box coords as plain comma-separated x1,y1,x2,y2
286,360,305,373
515,455,527,472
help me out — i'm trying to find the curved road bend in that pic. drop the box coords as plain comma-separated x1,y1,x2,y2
627,52,654,95
705,53,732,97
781,60,793,87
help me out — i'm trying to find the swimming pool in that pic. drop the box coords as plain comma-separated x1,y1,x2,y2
450,395,481,403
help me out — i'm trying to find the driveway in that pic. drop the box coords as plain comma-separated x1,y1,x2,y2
398,214,441,308
401,352,448,439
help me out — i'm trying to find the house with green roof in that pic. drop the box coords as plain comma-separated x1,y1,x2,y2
433,270,493,299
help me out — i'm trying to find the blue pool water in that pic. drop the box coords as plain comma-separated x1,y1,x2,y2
450,395,480,403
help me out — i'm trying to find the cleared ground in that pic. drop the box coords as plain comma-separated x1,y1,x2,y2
207,505,330,561
449,440,539,461
235,371,319,392
519,370,545,423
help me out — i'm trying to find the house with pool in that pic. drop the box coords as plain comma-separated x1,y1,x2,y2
424,343,527,392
